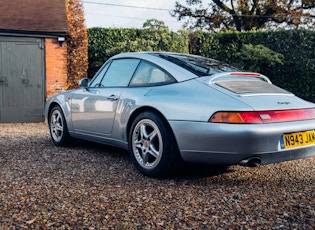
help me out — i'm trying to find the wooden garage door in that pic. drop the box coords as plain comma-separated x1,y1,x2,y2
0,36,45,122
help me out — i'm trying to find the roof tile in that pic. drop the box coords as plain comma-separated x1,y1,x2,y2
0,0,68,33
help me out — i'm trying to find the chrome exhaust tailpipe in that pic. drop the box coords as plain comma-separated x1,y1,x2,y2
239,157,261,167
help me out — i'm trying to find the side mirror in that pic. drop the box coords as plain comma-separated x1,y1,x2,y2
79,78,89,88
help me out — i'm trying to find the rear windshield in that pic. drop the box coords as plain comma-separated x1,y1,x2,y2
151,53,240,77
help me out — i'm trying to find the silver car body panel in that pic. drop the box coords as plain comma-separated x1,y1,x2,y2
45,52,315,166
170,119,315,164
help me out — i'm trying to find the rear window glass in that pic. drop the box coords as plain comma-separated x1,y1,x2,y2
130,61,176,87
152,53,240,77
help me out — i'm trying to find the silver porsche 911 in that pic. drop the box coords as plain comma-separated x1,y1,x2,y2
45,52,315,177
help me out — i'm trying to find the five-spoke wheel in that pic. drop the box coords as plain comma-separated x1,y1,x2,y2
132,118,163,170
49,105,70,146
129,111,180,177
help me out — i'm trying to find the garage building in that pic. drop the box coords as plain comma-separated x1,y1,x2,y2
0,0,68,122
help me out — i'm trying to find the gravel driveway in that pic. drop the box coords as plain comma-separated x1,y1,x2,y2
0,123,314,229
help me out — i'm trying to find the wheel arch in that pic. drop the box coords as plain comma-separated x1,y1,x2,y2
126,106,179,148
47,102,62,120
46,102,70,128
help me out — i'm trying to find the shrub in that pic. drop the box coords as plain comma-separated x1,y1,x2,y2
87,28,189,77
87,28,315,101
66,0,88,89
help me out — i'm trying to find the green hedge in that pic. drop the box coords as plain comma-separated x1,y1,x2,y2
88,28,189,77
88,28,315,102
196,30,315,101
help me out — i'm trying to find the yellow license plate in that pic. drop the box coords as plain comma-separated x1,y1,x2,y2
280,130,315,149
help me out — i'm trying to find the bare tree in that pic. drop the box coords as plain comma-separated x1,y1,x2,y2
172,0,315,31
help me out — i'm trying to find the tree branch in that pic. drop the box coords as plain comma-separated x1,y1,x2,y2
213,0,232,13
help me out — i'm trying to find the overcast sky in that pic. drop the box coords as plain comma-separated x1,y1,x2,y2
82,0,188,31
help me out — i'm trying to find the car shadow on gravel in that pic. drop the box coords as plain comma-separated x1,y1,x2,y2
67,139,232,179
69,139,131,159
172,163,232,180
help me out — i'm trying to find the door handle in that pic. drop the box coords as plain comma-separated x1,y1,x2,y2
108,95,118,101
0,76,8,85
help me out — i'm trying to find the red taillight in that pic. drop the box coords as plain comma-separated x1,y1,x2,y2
258,109,315,123
230,72,261,77
209,108,315,124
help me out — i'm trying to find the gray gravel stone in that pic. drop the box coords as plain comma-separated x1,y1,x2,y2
0,123,314,229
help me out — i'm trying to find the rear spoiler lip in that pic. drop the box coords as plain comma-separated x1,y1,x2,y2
207,72,272,84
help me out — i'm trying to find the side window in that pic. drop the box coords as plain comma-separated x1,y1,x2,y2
100,59,140,87
89,62,110,87
130,61,175,87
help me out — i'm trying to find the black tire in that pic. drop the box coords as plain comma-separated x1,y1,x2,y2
129,111,181,178
48,105,70,146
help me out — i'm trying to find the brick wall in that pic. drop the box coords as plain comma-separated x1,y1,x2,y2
45,37,67,98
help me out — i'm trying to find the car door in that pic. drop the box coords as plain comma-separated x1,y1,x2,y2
71,58,140,136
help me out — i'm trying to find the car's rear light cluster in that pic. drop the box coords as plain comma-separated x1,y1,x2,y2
229,72,261,77
209,108,315,124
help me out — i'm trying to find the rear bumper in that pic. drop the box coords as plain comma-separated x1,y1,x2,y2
169,120,315,165
179,146,315,166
